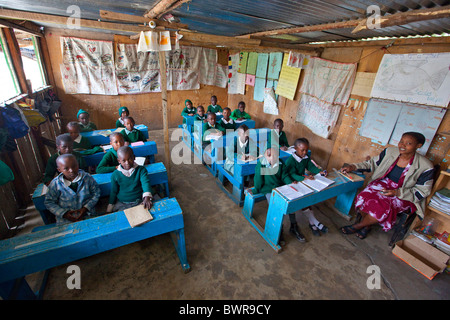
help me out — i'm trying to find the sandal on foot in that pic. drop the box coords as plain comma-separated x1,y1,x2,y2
341,225,359,235
356,227,370,239
309,224,321,236
317,223,328,234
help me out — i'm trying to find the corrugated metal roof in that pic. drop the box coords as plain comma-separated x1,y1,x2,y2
0,0,449,43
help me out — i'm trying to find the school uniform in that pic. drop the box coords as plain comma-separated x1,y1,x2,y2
254,157,289,195
202,122,223,148
219,118,235,132
43,152,87,184
73,134,93,151
207,104,223,114
283,152,321,183
96,148,119,174
79,122,97,132
230,109,251,121
195,114,207,122
223,136,258,175
181,106,197,124
108,163,152,212
120,128,147,143
44,170,101,224
116,118,126,128
268,130,289,149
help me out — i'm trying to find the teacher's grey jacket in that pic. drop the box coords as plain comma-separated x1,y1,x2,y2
352,147,434,219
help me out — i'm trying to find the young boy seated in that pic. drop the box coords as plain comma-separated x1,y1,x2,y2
44,154,101,225
194,105,207,122
67,121,93,151
181,99,196,124
219,107,235,133
96,132,125,174
207,95,223,115
202,113,223,147
116,106,130,128
269,118,289,151
107,146,153,213
77,109,97,132
230,101,251,122
43,134,87,185
120,116,147,144
283,138,329,241
223,124,258,176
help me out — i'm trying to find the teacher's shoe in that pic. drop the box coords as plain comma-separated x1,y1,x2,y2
290,223,306,243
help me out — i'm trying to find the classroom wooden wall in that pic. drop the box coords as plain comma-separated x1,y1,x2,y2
228,41,450,173
44,28,229,132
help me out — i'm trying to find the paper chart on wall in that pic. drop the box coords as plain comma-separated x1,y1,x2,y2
238,52,249,73
351,72,377,98
246,52,258,75
228,53,245,94
256,53,269,79
199,47,218,85
166,46,201,91
267,52,283,80
214,64,228,88
263,87,278,115
359,99,403,145
245,74,255,86
253,77,266,102
275,53,301,100
370,52,450,108
389,103,445,155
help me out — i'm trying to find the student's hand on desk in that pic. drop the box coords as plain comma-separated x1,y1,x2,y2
280,146,288,151
320,170,328,177
340,163,356,174
304,175,314,180
142,196,153,210
63,208,86,222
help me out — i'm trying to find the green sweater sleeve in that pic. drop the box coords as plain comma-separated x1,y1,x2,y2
283,156,304,183
138,166,152,195
108,171,119,205
116,119,125,128
279,131,289,148
96,150,118,174
43,153,58,184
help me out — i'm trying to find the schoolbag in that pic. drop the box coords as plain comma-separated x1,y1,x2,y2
0,106,30,139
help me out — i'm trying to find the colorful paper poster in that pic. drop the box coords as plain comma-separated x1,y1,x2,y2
238,52,248,73
263,87,278,115
275,53,301,100
267,52,283,80
246,52,258,75
351,72,376,98
253,77,266,102
236,73,246,95
166,46,201,91
245,74,255,86
359,99,403,145
266,79,278,100
159,31,172,51
137,31,159,52
295,94,342,139
371,52,450,108
389,103,445,155
60,37,118,95
167,68,199,91
256,53,269,79
115,43,160,94
287,51,307,68
299,57,356,106
228,53,245,94
199,47,218,85
214,64,228,88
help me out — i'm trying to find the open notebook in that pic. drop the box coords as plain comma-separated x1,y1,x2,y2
276,182,314,200
302,174,335,191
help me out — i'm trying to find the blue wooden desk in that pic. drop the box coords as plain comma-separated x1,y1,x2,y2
32,162,169,225
241,172,364,252
234,119,255,129
82,141,158,167
0,198,190,299
80,124,149,146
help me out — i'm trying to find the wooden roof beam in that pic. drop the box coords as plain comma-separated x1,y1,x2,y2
144,0,191,19
99,10,189,30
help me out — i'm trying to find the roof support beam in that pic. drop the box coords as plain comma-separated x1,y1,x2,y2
144,0,191,19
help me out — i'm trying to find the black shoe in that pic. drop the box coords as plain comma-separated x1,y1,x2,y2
309,224,321,236
290,223,306,243
317,223,329,234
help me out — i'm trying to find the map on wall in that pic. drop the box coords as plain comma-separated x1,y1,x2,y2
370,53,450,108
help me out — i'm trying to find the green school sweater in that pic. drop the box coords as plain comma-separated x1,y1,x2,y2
43,151,87,184
230,109,251,120
219,118,235,132
268,130,289,149
116,119,125,128
96,149,119,174
120,129,147,143
79,122,97,132
109,165,152,204
254,159,289,195
202,122,224,141
181,106,197,124
283,154,321,184
207,104,223,114
73,135,93,151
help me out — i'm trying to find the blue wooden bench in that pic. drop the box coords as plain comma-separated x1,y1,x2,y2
80,124,149,146
0,197,190,300
82,141,158,167
32,162,169,225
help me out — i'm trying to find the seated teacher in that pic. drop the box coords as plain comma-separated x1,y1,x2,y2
340,132,434,240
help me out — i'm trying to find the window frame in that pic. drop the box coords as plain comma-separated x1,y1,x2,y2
0,28,22,104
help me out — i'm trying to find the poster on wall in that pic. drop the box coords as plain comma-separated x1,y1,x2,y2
370,52,450,108
214,64,228,88
199,47,218,86
60,37,118,95
275,53,301,100
166,46,201,90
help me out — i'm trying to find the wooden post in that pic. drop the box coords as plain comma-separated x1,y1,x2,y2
158,49,171,183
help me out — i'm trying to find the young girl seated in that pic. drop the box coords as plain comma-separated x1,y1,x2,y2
270,118,289,151
219,107,235,133
96,133,125,174
181,99,196,124
67,122,93,151
45,154,101,225
107,146,153,213
223,124,258,176
195,105,207,122
120,116,147,143
77,109,97,132
207,95,223,114
230,101,251,122
116,106,130,128
202,113,223,148
283,138,329,241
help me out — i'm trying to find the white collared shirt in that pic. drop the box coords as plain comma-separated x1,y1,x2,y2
63,174,82,187
73,135,82,144
292,152,309,163
221,118,234,124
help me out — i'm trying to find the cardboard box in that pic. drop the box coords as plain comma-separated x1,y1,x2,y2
392,235,450,280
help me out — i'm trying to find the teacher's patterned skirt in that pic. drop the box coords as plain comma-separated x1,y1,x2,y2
354,177,416,231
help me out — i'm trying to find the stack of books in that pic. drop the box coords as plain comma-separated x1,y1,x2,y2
429,188,450,216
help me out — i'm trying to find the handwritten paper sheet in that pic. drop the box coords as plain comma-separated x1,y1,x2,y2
246,52,258,75
263,87,278,115
351,72,376,98
245,74,255,86
254,77,266,102
214,64,228,88
228,53,245,94
238,52,248,73
275,53,301,100
267,52,283,80
166,46,201,90
371,52,450,108
199,48,218,86
256,53,269,79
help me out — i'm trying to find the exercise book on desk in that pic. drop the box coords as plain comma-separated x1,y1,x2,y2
124,204,153,228
276,183,314,200
302,174,335,191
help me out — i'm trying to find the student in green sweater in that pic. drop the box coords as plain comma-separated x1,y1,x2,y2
195,105,207,122
283,138,329,239
67,122,93,151
96,133,125,174
107,146,153,213
230,101,251,122
120,116,147,144
181,99,196,124
207,95,223,114
43,134,87,185
116,106,130,128
270,118,289,151
223,124,258,176
219,107,235,133
202,113,223,148
77,109,97,132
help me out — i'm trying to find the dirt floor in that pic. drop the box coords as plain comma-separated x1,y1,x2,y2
17,128,449,301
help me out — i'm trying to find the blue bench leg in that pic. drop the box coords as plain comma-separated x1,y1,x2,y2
170,228,191,273
334,188,358,216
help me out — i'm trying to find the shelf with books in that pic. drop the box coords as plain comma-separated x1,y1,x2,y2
425,170,450,234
